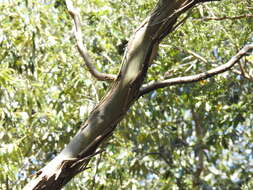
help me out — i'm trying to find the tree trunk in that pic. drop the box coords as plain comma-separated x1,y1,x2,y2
24,0,213,189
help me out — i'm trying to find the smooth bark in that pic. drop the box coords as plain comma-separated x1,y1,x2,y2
24,0,219,189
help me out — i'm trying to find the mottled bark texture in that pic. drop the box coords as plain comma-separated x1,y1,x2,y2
24,0,220,189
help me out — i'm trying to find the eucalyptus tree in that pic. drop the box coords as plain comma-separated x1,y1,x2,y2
0,0,252,189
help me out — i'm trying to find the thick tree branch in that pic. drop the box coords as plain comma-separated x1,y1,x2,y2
24,0,227,189
139,43,253,96
65,0,117,81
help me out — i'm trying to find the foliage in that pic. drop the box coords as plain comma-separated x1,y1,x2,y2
0,0,252,189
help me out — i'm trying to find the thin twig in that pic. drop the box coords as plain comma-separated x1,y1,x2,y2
195,14,253,21
184,49,208,63
65,0,116,81
139,43,253,97
91,151,103,190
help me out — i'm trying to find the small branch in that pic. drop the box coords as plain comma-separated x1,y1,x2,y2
162,47,208,78
195,14,253,21
139,43,253,97
231,68,253,81
238,61,246,77
191,106,205,188
170,9,192,32
185,49,208,63
91,151,103,190
65,0,116,81
211,61,253,81
145,152,171,166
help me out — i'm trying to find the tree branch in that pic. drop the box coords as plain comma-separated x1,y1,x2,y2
65,0,117,81
195,14,253,21
183,49,208,63
232,67,253,81
145,152,171,166
209,61,253,81
139,43,253,97
191,106,205,187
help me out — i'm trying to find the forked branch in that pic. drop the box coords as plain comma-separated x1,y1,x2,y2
139,43,253,96
65,0,116,81
231,69,253,81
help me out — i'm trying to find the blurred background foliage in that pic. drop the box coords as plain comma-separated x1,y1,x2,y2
0,0,252,189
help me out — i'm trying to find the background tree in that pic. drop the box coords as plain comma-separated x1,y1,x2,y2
0,0,252,189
